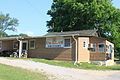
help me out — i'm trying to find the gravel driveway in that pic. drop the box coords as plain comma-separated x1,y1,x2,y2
0,57,120,80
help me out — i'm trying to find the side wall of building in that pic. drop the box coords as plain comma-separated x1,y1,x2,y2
106,40,114,60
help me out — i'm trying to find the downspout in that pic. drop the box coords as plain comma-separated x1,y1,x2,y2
72,35,78,65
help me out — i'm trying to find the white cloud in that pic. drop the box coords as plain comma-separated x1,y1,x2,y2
17,30,34,36
24,31,34,36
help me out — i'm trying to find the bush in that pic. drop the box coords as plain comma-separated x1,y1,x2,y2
0,50,15,57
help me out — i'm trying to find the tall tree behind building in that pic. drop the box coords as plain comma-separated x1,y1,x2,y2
0,13,19,37
47,0,120,58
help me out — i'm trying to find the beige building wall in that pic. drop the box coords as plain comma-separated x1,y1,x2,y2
106,40,114,61
78,37,90,62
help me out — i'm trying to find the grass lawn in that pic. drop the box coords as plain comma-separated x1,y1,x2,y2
0,64,48,80
30,58,120,70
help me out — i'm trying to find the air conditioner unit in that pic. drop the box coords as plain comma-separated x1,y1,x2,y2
88,43,94,48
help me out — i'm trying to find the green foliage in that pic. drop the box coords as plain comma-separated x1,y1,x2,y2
8,33,29,37
0,12,19,37
0,64,48,80
0,32,8,37
47,0,120,57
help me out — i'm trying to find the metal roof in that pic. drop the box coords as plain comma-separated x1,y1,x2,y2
44,30,98,37
0,30,98,40
0,36,45,40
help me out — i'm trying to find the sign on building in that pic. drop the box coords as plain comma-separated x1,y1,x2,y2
46,37,64,48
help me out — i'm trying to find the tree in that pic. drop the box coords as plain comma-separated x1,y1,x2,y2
8,33,29,37
0,13,18,37
47,0,120,58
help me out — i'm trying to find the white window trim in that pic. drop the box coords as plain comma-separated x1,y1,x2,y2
98,43,105,53
29,39,35,49
0,41,2,49
92,43,97,52
13,41,18,49
64,37,71,48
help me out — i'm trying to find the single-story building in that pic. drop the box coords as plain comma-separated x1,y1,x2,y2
0,30,114,65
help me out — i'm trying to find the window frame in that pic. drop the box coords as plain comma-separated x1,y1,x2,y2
13,41,18,49
93,43,97,52
98,43,105,53
0,41,2,49
29,39,35,49
64,37,71,48
91,43,97,52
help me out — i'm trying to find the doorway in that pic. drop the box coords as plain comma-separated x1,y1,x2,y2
22,41,28,50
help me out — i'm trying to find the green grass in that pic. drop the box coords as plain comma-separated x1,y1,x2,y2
0,64,48,80
30,58,120,70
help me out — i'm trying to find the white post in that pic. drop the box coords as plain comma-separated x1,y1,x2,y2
19,40,22,58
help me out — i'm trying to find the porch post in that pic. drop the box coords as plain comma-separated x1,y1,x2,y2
19,40,22,58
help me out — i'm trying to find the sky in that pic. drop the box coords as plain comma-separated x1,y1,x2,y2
0,0,120,36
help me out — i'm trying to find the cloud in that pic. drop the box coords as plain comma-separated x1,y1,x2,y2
24,31,34,36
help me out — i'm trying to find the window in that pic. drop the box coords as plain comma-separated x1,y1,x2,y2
64,38,71,48
93,44,96,52
88,43,96,52
98,43,105,52
0,41,2,49
90,43,96,52
46,37,64,48
46,37,71,48
13,41,18,49
29,40,35,49
109,45,113,53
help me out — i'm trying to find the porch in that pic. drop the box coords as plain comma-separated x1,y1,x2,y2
0,38,29,58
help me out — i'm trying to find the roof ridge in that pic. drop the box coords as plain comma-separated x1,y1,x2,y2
48,29,96,33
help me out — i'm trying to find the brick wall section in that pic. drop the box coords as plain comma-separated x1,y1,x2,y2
0,36,114,62
89,37,106,61
0,40,13,52
90,53,105,61
28,37,75,61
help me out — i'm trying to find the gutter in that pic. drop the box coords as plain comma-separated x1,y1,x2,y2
72,35,78,65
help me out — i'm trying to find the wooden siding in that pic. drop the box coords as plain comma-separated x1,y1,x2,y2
89,37,106,61
90,53,106,61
